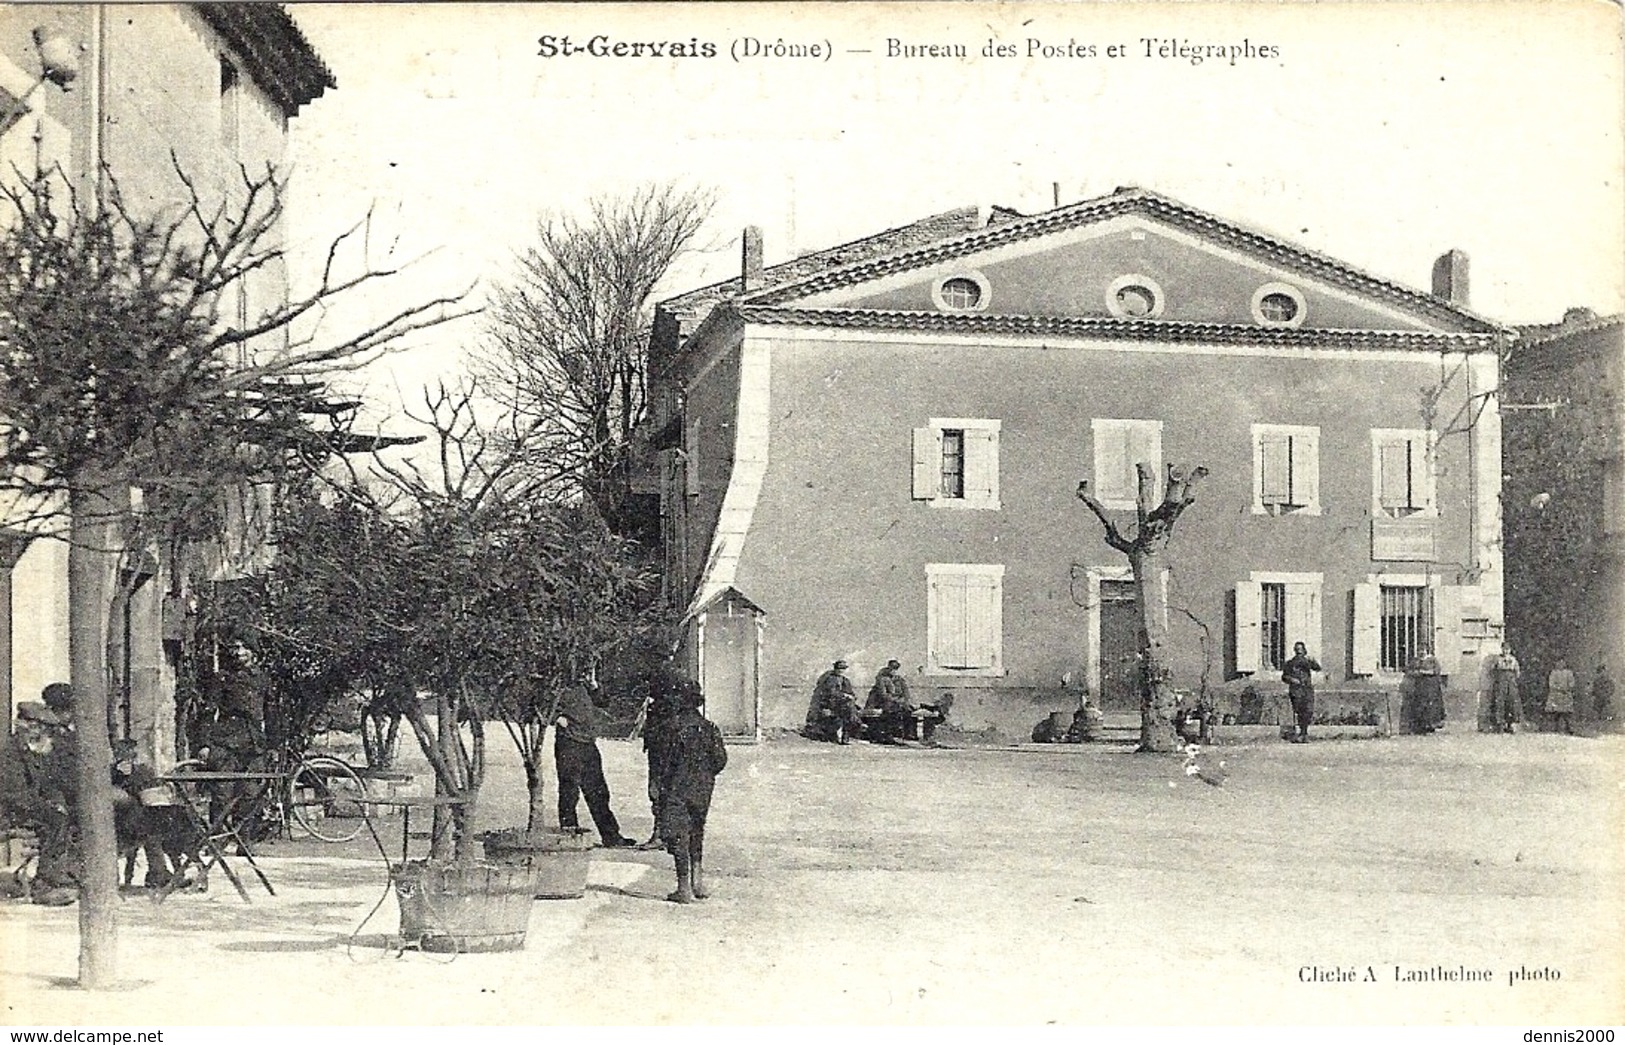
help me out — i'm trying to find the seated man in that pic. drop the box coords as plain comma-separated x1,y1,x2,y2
805,660,862,744
862,660,914,743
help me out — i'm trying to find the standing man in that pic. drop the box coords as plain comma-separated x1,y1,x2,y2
1545,658,1577,735
1488,646,1523,734
1281,642,1321,744
1592,663,1616,726
657,683,728,904
553,677,636,849
637,662,688,850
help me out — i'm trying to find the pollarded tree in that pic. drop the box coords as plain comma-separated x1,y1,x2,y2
1076,462,1210,753
0,161,469,988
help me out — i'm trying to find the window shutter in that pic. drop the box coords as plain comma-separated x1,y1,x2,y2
1430,584,1462,675
1259,435,1291,504
1414,438,1436,512
1093,424,1128,502
1292,430,1319,509
964,426,1000,507
932,573,969,667
1285,583,1322,673
912,427,938,500
685,418,702,495
1352,582,1380,675
964,571,1001,669
1127,423,1161,503
1378,440,1410,509
1234,579,1262,673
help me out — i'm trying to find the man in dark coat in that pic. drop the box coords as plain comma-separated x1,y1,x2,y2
1281,642,1321,743
637,663,690,850
656,683,728,904
863,659,913,743
807,660,861,744
553,679,636,848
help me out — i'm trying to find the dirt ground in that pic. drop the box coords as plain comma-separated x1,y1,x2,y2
3,727,1622,1026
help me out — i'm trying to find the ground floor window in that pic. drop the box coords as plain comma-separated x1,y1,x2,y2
926,563,1004,675
1379,584,1432,672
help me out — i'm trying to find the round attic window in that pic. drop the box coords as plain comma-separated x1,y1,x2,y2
1251,282,1308,328
1105,274,1165,319
932,272,990,313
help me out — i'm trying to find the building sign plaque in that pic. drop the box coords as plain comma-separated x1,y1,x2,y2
1371,519,1436,562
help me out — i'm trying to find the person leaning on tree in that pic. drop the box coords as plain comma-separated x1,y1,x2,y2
656,682,728,904
1281,642,1321,744
553,676,636,849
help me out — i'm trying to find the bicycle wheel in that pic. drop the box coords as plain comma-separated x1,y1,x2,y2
286,756,367,843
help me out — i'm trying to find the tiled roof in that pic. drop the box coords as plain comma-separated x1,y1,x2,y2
195,4,335,115
740,187,1507,335
729,304,1502,352
659,205,1023,322
1515,311,1623,348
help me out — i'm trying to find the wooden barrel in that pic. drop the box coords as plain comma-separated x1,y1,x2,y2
392,860,539,953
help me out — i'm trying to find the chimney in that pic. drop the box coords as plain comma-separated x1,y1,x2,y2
1431,249,1470,306
741,226,764,292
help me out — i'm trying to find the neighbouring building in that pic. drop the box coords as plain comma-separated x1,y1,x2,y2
1503,310,1624,720
644,187,1512,737
0,5,332,761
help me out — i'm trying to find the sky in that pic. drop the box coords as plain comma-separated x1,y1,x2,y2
280,1,1625,428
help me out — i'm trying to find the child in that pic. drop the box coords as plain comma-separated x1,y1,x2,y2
657,682,728,904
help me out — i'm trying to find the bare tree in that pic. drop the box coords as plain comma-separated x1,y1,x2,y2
1076,463,1210,753
481,183,713,531
0,161,471,989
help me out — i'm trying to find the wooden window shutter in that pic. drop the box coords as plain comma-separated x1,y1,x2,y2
964,427,1000,506
1430,584,1462,675
932,572,970,668
1291,430,1319,509
1234,579,1262,673
1259,435,1291,504
1094,424,1129,502
1351,582,1381,675
962,571,1001,669
1379,440,1411,509
912,427,939,500
1285,583,1322,668
1127,422,1160,501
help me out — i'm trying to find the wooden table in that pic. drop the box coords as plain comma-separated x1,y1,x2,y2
356,795,470,864
160,770,286,902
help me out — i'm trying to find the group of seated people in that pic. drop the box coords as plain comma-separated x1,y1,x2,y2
804,659,952,745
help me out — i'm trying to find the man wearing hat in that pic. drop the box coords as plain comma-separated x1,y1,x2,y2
864,659,914,743
7,685,81,904
808,660,862,744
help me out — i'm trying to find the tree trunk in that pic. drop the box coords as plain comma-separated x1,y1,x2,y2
1130,547,1181,753
430,689,457,862
69,481,120,989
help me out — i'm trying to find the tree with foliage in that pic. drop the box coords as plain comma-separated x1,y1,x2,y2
345,381,661,856
0,161,468,988
1076,463,1209,753
482,183,713,533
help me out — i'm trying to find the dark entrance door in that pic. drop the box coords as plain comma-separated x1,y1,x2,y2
1098,579,1140,713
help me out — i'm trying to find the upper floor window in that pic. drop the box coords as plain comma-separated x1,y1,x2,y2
1250,282,1308,328
1371,428,1436,518
1105,274,1166,320
912,419,1000,509
931,272,990,313
1091,418,1162,510
1251,423,1320,515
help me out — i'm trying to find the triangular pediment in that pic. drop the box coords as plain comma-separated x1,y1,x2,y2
746,191,1500,335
